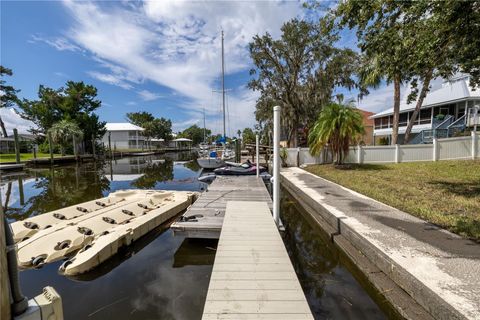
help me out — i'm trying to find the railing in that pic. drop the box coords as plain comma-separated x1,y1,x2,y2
284,133,479,166
409,115,454,144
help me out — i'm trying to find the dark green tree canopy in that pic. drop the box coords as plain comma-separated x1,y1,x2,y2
0,65,20,137
18,81,106,150
126,111,172,141
249,18,362,147
178,124,211,145
241,128,256,145
126,111,155,127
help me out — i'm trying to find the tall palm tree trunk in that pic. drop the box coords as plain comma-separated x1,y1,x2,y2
404,69,434,144
391,75,401,145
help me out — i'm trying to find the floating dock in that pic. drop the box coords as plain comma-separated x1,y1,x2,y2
171,175,272,239
202,201,313,319
0,163,25,172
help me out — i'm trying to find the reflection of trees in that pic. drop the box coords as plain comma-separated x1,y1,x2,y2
182,160,200,172
131,159,174,189
5,163,110,221
281,194,339,304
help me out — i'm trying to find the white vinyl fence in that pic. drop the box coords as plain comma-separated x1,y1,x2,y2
285,132,479,166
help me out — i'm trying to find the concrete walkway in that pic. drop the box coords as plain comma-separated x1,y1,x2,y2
281,167,480,320
202,201,313,319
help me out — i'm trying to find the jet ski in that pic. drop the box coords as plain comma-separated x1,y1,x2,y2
213,160,267,176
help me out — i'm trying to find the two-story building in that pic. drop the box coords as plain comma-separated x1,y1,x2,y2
372,74,480,144
100,123,145,150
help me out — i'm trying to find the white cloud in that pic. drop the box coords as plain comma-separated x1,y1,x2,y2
0,108,36,135
126,101,137,106
138,89,161,101
56,0,302,132
87,71,134,90
30,34,82,52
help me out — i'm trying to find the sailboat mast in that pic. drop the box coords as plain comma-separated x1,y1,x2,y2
203,107,206,142
221,30,226,138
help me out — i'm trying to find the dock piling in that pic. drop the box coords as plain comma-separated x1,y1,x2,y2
256,134,259,177
273,105,280,226
13,128,20,164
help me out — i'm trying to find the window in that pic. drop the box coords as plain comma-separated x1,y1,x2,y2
399,112,408,126
457,102,466,118
374,118,381,129
419,108,432,125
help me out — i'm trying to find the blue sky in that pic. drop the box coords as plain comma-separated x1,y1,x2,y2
1,0,395,135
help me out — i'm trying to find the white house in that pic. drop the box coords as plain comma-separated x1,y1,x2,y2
100,123,145,150
371,74,480,144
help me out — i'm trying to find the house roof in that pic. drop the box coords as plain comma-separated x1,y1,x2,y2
105,123,144,131
371,75,480,119
172,138,192,142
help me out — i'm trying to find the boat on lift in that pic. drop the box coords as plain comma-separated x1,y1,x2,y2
12,189,198,275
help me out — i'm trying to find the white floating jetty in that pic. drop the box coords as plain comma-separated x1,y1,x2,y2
12,190,197,275
202,201,313,319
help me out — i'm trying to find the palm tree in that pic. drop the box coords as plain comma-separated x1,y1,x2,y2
48,120,83,156
308,101,364,165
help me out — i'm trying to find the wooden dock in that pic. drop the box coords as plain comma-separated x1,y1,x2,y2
171,175,272,239
202,201,313,319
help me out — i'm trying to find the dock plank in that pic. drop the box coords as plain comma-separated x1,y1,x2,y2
202,201,313,319
171,176,272,238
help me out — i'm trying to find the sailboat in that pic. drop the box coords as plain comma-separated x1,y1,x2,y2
197,31,234,169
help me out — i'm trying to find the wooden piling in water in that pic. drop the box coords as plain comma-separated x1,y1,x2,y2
13,128,20,164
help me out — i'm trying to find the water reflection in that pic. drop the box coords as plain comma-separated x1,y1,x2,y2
281,192,395,320
1,152,215,320
1,152,205,223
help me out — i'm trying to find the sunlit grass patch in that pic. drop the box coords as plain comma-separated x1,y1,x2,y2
305,160,480,241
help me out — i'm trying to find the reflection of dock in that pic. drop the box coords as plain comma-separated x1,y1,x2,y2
202,201,313,319
173,238,216,268
171,176,272,239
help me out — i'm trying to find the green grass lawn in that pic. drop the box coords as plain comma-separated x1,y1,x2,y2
0,153,62,163
305,160,480,241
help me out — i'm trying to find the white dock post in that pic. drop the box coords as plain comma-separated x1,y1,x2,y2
256,134,260,177
273,105,281,226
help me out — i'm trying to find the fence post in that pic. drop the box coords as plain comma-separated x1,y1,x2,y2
433,137,438,161
297,147,301,166
395,144,400,163
13,128,20,164
472,131,477,160
357,144,362,164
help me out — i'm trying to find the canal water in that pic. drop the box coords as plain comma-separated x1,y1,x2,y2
1,153,393,319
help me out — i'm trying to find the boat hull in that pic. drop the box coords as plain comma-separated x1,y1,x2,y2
197,157,225,169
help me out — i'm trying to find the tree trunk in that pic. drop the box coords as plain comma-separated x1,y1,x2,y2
0,116,8,137
391,75,401,145
404,69,434,144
